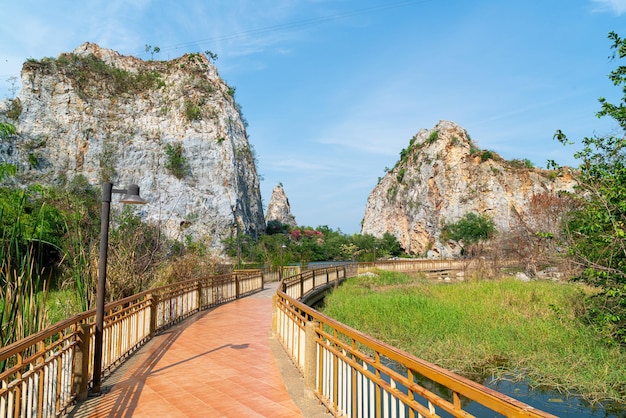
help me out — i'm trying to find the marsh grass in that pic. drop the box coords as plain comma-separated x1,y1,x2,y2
0,197,50,364
321,270,626,405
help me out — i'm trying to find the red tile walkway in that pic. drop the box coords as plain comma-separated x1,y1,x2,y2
68,282,327,418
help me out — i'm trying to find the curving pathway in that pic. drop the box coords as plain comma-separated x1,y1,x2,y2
68,281,328,418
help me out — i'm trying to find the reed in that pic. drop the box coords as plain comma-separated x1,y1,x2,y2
0,194,49,367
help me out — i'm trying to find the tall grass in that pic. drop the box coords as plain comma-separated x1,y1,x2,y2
0,195,49,362
321,271,626,405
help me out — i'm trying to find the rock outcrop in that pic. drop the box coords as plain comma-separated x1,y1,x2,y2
0,43,264,249
361,120,576,256
265,184,297,227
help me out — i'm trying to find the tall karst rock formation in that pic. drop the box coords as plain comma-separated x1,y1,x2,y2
265,184,297,228
0,43,264,249
361,120,576,256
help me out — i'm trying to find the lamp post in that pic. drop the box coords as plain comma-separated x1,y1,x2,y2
92,182,146,395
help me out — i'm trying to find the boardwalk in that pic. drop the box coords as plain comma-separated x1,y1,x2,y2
68,282,328,418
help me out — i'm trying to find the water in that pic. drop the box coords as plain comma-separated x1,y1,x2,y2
480,377,625,418
374,357,625,417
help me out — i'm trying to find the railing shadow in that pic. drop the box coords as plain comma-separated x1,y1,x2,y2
67,307,249,417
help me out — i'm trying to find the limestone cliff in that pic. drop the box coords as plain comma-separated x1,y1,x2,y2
265,184,297,228
361,120,576,256
0,43,264,249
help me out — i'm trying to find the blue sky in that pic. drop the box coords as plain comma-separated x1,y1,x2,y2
1,0,625,234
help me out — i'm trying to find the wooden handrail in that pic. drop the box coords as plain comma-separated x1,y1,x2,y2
0,270,264,417
273,262,557,417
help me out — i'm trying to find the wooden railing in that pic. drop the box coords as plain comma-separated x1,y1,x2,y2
0,270,263,418
358,258,468,272
273,265,557,418
281,266,355,300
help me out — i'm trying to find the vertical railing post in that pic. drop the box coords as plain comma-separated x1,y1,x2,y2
15,352,23,417
304,321,318,391
196,280,202,311
235,274,240,299
73,323,91,402
271,294,278,334
300,275,304,299
36,341,45,414
149,293,159,337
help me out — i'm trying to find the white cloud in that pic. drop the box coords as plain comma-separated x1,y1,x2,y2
591,0,626,15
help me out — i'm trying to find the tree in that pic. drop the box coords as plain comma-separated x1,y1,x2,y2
204,50,218,63
381,232,403,257
144,44,160,60
554,31,626,345
504,192,577,275
443,212,496,256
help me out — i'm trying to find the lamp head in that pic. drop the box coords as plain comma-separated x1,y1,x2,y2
119,184,147,205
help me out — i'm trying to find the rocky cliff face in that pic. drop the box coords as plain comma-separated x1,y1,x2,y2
265,184,297,227
0,43,264,249
361,120,576,256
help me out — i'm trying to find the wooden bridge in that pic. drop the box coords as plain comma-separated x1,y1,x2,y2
0,261,556,417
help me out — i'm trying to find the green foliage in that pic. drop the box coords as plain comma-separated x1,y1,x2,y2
508,158,534,169
0,187,66,255
554,31,626,346
164,142,189,179
265,220,290,235
6,98,22,120
0,122,16,138
426,129,439,144
0,187,63,355
396,167,406,183
99,141,117,182
0,163,16,181
46,53,163,98
184,100,202,121
0,177,210,338
382,232,403,257
28,153,39,169
204,50,218,63
144,44,160,60
235,102,248,128
443,212,496,256
58,176,100,311
106,208,165,299
224,225,405,268
480,150,494,162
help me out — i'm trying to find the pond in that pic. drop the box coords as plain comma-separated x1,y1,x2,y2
376,356,625,417
479,377,625,418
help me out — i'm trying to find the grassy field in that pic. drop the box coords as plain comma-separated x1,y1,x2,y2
320,270,626,405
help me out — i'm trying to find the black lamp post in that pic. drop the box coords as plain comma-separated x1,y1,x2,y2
92,182,146,394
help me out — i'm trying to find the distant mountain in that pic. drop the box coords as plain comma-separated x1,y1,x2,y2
265,184,297,228
0,43,265,249
361,120,576,257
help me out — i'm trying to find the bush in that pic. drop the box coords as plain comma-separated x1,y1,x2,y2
164,143,189,179
184,100,202,121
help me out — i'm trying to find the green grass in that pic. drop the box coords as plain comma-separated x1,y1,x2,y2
46,288,83,325
321,271,626,405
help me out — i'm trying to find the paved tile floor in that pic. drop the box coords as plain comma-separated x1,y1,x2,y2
68,282,326,417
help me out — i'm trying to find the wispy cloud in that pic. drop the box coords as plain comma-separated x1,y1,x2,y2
591,0,626,15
